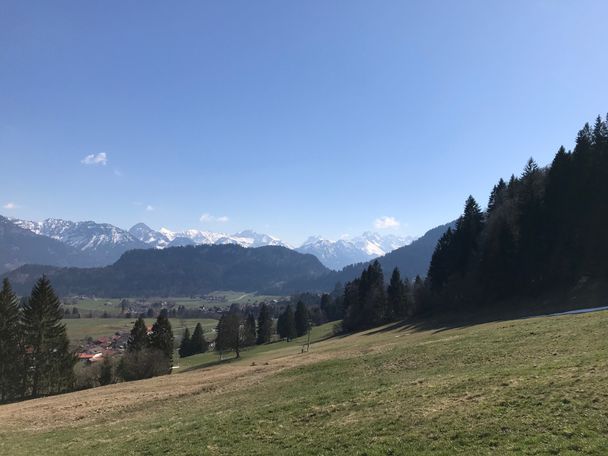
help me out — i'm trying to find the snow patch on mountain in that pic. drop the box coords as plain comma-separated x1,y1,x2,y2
130,225,291,249
296,232,415,270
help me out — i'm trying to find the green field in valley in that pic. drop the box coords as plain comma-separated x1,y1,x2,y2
1,311,607,455
65,318,218,344
65,291,286,315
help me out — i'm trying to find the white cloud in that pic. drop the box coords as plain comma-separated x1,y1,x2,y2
113,169,123,177
145,205,155,212
3,202,18,209
81,152,108,166
374,216,400,230
200,213,229,223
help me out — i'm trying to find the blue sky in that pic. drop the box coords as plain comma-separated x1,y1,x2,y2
2,1,608,245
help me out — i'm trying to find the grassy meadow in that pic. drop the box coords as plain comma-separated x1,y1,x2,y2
65,318,218,343
1,311,607,455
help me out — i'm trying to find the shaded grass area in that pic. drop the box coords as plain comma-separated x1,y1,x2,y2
2,312,608,455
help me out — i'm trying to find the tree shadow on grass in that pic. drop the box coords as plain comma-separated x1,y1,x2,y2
361,284,608,337
179,355,240,373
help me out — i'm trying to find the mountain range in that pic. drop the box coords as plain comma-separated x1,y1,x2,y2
0,216,99,274
2,217,413,272
3,244,330,297
2,219,453,297
296,232,414,270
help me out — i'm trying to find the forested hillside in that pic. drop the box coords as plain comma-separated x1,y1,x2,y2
422,115,608,313
4,244,330,297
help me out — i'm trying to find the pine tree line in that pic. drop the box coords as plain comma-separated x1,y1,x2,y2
340,261,418,332
213,300,319,359
422,114,608,313
179,323,209,358
0,276,75,403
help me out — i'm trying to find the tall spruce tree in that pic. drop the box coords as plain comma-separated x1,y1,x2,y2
277,305,297,340
243,313,257,346
179,328,192,358
215,314,228,355
361,261,387,326
21,276,74,397
190,322,208,354
0,278,22,402
387,268,408,320
320,293,342,322
127,316,150,352
149,309,174,371
294,301,310,337
256,303,272,344
341,279,361,332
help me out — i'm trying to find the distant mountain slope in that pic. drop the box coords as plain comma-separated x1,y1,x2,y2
11,217,147,265
3,244,330,297
297,238,372,270
0,216,96,274
128,223,171,248
296,232,414,270
329,221,456,284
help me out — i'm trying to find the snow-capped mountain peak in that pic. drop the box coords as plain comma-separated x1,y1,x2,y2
295,232,415,270
8,215,414,273
129,224,291,250
158,227,177,241
11,217,147,265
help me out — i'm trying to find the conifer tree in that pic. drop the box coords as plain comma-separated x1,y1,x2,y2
294,301,310,337
149,309,174,371
0,278,22,402
215,313,242,358
277,305,297,340
215,314,229,354
320,293,342,322
127,316,150,352
190,322,208,354
243,313,257,346
21,276,75,397
179,327,192,358
256,303,272,344
341,279,361,332
361,261,387,326
387,268,407,320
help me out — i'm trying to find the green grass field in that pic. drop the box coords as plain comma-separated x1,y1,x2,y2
65,291,286,315
65,318,218,343
63,297,123,314
2,311,607,455
172,291,286,309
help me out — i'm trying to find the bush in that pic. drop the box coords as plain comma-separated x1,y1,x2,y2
117,348,171,382
99,356,116,386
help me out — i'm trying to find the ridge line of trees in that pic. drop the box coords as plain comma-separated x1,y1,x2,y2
339,115,608,328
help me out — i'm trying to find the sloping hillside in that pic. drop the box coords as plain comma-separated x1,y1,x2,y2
1,310,606,455
0,216,96,274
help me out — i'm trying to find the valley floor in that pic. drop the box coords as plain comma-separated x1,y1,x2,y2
1,312,607,455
